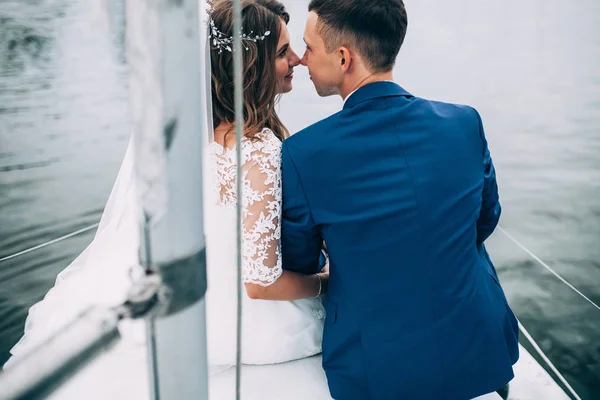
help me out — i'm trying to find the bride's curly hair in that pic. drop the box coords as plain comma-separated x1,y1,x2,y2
209,0,290,141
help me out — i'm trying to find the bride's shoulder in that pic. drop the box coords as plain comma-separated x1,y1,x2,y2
243,127,282,158
255,127,282,146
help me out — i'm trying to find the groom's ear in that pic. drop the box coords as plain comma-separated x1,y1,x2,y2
339,47,351,71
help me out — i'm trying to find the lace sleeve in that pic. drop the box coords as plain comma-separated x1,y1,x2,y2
241,137,283,286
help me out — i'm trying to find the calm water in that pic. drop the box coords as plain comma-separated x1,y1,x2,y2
1,0,599,398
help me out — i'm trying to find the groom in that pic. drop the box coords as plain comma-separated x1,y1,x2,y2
281,0,519,399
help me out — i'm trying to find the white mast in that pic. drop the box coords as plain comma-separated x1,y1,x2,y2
126,0,209,399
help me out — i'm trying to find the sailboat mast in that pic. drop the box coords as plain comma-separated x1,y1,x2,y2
126,0,209,399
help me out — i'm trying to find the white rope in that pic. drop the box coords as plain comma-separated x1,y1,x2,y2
518,319,582,400
498,226,600,312
0,223,100,263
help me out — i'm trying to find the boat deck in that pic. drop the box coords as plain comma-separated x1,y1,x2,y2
42,324,568,400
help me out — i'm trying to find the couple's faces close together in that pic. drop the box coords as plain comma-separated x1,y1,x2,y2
275,12,339,96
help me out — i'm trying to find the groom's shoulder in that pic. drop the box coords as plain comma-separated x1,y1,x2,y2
414,95,482,129
419,95,478,116
285,111,343,147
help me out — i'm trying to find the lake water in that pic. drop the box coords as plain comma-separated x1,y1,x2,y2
1,0,599,398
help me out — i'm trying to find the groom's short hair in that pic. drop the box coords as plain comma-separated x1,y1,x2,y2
308,0,407,73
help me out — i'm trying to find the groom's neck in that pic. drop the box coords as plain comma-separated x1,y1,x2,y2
340,70,394,101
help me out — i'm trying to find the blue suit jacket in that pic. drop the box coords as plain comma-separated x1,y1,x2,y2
281,82,519,400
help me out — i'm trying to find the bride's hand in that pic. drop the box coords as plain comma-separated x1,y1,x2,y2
321,260,329,273
320,245,329,273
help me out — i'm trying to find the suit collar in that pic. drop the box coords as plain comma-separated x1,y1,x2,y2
343,81,412,110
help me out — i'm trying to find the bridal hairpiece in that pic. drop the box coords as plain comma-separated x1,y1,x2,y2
207,0,271,54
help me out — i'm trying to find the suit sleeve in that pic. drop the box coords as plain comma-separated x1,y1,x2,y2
474,109,501,244
281,141,322,275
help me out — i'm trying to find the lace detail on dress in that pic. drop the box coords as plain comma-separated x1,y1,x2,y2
209,128,283,286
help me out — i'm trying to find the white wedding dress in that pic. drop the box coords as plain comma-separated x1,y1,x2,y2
3,126,332,399
204,127,331,399
205,127,326,368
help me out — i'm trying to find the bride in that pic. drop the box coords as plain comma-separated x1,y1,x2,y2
205,0,328,364
205,2,332,396
5,0,333,399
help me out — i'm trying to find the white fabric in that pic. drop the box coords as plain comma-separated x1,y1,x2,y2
211,128,284,286
4,132,330,395
204,127,325,367
5,137,144,367
5,128,331,397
